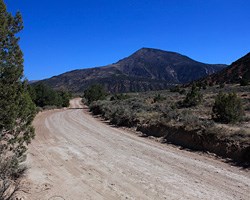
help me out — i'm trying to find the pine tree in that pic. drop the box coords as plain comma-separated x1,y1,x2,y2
0,0,36,198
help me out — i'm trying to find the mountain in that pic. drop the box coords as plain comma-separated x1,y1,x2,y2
199,52,250,85
28,80,40,84
38,48,227,93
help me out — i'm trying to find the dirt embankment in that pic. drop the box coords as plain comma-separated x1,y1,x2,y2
20,98,250,200
91,102,250,165
137,123,250,165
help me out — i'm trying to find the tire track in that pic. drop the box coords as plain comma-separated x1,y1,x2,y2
23,98,250,200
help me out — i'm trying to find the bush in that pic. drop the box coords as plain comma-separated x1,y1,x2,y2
209,82,214,87
110,93,130,101
153,94,166,103
84,84,107,104
29,83,71,108
219,83,225,88
212,92,244,123
0,154,26,200
181,85,203,107
179,89,186,95
170,85,180,93
110,108,137,127
58,91,72,107
240,79,249,86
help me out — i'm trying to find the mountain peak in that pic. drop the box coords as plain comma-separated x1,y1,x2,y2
134,47,178,55
137,47,163,52
37,48,227,93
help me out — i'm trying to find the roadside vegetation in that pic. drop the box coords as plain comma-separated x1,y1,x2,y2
0,2,71,198
212,92,244,123
28,83,71,109
0,1,36,198
84,84,250,165
83,84,107,104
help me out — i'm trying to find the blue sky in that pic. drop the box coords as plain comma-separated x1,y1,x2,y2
5,0,250,80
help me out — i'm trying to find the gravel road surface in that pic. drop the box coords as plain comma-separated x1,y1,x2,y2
22,98,250,200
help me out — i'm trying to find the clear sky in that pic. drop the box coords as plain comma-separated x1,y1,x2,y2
5,0,250,80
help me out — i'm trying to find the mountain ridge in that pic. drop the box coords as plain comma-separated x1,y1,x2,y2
38,48,227,93
198,52,250,85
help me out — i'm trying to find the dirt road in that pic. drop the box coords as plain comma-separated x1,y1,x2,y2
23,98,250,200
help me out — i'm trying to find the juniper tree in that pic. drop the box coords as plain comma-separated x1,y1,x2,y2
0,0,36,197
30,83,71,107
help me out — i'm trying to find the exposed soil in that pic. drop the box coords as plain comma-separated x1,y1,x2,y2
137,123,250,164
20,98,250,200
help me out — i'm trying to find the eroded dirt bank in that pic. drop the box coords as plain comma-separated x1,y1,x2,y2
137,123,250,164
21,98,250,200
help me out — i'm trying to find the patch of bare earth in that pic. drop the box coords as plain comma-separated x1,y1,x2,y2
19,98,250,200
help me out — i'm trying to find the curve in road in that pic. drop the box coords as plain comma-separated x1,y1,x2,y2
23,98,250,200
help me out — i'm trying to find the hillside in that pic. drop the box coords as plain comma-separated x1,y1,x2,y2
38,48,226,93
199,52,250,85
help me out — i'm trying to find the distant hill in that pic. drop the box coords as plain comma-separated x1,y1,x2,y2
38,48,226,93
198,52,250,85
28,80,40,84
